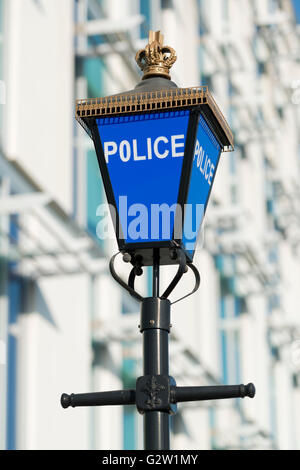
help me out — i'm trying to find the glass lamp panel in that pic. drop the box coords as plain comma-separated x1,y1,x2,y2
182,114,221,260
96,111,190,245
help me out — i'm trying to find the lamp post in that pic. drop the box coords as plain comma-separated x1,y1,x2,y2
61,31,255,451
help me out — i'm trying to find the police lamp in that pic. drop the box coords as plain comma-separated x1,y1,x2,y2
61,31,255,451
75,31,233,266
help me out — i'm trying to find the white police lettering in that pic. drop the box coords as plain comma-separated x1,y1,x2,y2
119,140,131,162
208,163,215,186
194,139,214,186
133,139,146,161
103,135,185,163
171,134,185,157
104,141,117,163
147,138,152,160
154,136,169,159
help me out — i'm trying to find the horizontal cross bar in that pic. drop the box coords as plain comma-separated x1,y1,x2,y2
171,383,255,403
61,389,136,409
61,382,255,410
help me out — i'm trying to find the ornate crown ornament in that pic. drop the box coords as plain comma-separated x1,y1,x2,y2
135,30,177,80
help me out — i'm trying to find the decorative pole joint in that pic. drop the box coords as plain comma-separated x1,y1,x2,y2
136,375,177,415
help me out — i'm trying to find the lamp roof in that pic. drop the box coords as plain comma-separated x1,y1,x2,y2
75,31,234,152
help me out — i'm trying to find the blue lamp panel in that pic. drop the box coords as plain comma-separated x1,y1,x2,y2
97,111,190,244
182,114,221,258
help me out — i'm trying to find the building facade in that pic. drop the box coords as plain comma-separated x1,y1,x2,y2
0,0,300,450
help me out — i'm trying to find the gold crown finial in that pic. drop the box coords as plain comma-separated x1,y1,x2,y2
135,30,177,80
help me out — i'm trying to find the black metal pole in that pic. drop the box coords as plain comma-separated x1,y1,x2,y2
152,248,160,297
61,249,256,449
141,248,170,450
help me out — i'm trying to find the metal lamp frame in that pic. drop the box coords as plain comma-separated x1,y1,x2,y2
88,105,224,266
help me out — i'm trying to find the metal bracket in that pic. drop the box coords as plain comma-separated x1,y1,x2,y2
109,248,200,305
170,261,201,305
109,252,144,302
161,248,187,299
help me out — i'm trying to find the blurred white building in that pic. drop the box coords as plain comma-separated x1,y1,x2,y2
1,0,300,450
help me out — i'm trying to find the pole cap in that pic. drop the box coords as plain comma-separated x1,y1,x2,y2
240,383,256,398
61,393,72,409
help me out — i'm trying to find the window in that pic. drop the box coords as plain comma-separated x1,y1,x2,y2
122,358,137,449
229,152,236,175
292,0,300,23
220,326,241,385
198,0,208,36
237,144,246,160
161,0,172,9
87,149,104,242
84,57,104,99
140,0,152,38
228,78,236,98
74,1,105,236
209,408,218,449
230,184,237,204
7,273,23,450
201,73,213,90
217,255,242,385
257,61,266,76
0,0,3,77
268,0,281,14
0,0,4,141
74,55,104,230
292,373,300,389
222,0,229,32
7,214,22,450
269,357,278,440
